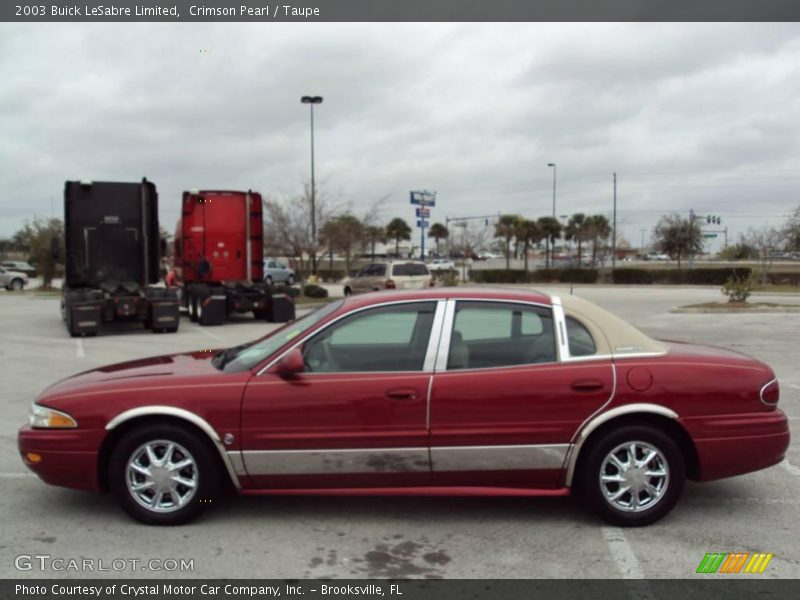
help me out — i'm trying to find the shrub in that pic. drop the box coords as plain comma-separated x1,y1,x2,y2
612,269,654,284
303,284,329,299
722,272,754,303
765,271,800,286
437,270,460,287
470,268,598,284
685,267,752,285
316,269,345,282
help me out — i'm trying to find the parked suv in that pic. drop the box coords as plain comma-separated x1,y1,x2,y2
0,265,29,291
343,261,432,295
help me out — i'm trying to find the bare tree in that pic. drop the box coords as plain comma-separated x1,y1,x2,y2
783,205,800,253
747,226,785,284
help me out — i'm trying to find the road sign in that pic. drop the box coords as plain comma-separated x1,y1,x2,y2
416,207,430,218
410,190,436,206
702,233,718,238
417,219,429,228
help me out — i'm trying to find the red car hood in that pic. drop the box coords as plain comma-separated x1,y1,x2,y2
38,350,222,401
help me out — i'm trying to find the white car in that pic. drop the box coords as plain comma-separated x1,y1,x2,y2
478,251,503,260
427,259,456,272
0,265,28,291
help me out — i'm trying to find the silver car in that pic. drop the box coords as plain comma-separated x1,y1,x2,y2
343,261,432,295
0,266,28,291
263,258,296,285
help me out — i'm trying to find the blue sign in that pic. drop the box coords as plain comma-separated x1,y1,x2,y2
410,190,436,207
417,219,429,228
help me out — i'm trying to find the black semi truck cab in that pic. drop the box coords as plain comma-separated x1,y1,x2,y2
60,179,179,337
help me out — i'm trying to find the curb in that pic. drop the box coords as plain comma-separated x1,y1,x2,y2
671,306,800,314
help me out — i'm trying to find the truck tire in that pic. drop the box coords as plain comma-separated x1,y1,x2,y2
189,293,198,322
253,308,269,320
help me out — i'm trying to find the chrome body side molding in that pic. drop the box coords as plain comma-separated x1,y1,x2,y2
105,405,241,490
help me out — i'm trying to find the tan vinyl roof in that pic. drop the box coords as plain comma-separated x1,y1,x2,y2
558,294,667,357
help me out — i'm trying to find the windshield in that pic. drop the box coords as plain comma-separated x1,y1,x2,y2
217,299,344,373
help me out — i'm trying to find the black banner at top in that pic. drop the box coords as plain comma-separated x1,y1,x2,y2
4,0,800,22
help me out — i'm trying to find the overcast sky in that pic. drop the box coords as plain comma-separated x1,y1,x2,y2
2,22,799,250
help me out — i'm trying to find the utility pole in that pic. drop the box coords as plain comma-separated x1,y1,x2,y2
640,228,646,253
612,173,617,270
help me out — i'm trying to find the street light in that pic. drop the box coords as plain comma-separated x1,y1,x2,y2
547,163,556,219
301,95,323,275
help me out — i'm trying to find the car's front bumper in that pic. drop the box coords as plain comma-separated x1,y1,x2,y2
18,425,104,491
681,410,791,481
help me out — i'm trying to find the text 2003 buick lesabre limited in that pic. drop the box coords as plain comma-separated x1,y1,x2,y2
19,289,789,526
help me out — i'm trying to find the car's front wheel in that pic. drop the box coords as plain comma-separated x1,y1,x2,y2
578,425,685,527
109,424,220,525
286,274,295,285
10,278,24,291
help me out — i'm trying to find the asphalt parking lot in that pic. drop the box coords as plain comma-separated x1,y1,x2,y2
0,286,798,579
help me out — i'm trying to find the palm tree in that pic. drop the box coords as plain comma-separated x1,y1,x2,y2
585,214,612,266
565,213,589,267
494,214,518,269
537,216,562,269
385,218,412,257
427,222,449,255
363,225,386,260
518,219,542,272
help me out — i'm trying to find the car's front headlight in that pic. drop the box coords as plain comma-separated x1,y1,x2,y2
29,404,78,429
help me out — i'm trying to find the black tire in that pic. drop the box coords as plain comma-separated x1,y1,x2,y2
286,274,295,286
343,286,352,296
189,294,198,322
265,275,273,286
578,425,685,527
108,424,220,525
10,278,24,291
253,309,269,320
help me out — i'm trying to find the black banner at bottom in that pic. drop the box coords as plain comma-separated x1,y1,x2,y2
2,579,796,600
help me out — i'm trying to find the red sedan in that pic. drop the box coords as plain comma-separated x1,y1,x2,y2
18,288,789,526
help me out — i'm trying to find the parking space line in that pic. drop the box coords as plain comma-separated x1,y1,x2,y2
781,460,800,477
75,338,85,358
192,326,225,343
602,527,645,578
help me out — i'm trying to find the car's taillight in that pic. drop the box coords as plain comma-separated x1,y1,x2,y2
385,279,396,289
760,379,779,406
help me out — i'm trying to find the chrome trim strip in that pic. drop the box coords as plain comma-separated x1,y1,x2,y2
256,298,441,376
431,444,570,471
550,295,570,361
422,300,447,372
425,374,434,431
563,402,679,487
760,377,779,406
105,406,241,490
240,447,431,475
228,450,247,476
434,299,456,371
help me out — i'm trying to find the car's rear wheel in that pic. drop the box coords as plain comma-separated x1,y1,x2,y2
10,278,24,291
343,286,352,296
265,275,273,286
286,274,295,285
578,425,684,527
109,424,220,525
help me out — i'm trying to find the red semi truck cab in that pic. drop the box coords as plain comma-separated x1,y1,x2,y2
174,190,294,325
175,190,264,283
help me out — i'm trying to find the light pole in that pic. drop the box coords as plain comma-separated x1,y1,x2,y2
301,95,323,276
547,163,556,219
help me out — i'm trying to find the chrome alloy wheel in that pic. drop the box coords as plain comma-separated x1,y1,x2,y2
126,440,198,513
599,441,669,513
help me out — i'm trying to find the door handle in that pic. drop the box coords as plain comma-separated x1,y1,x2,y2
570,379,605,392
386,388,419,401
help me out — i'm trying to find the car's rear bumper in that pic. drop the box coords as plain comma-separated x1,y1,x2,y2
17,425,103,491
680,410,790,481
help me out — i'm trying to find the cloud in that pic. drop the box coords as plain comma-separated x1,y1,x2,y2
1,22,799,248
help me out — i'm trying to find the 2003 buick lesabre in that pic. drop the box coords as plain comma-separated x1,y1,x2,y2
19,288,789,526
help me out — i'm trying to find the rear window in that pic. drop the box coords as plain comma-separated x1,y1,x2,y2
392,263,429,276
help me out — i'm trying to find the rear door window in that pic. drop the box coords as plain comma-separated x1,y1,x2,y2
393,263,429,276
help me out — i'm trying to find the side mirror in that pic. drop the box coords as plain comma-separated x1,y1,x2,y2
277,348,304,377
50,237,61,261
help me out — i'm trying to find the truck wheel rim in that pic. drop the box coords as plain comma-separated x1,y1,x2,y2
126,440,198,513
599,441,669,513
